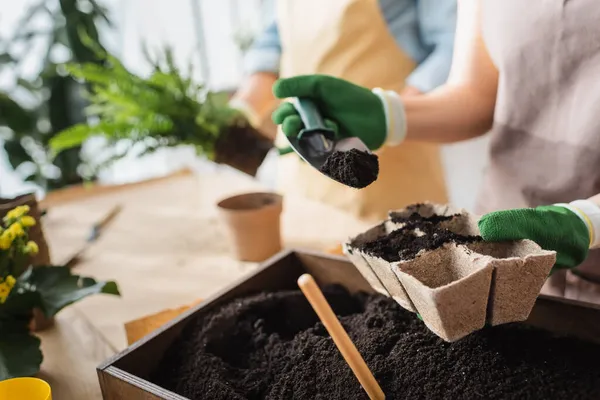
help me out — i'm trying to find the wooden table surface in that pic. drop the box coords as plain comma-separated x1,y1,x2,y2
37,168,369,399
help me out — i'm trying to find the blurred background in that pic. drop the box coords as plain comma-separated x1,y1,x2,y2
0,0,488,211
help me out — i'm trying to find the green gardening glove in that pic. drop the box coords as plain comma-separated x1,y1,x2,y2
272,75,388,150
478,205,590,271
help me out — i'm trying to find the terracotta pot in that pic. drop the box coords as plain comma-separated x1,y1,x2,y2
217,192,283,262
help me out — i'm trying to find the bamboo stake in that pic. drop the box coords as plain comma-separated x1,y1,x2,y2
297,274,385,400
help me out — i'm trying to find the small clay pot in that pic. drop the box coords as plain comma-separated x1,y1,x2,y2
217,192,283,262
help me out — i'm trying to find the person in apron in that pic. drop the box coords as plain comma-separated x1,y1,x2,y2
230,0,457,222
271,0,600,304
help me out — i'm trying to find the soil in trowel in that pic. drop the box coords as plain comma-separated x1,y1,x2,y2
319,149,379,188
354,213,481,262
151,286,600,400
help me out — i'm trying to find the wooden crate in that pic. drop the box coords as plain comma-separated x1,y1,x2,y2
97,250,600,399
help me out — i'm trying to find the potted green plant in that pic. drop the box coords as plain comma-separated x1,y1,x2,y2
49,45,273,177
0,205,120,380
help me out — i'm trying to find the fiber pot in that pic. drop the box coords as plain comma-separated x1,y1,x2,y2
217,192,283,262
344,202,557,341
393,244,493,342
466,241,556,326
343,223,416,312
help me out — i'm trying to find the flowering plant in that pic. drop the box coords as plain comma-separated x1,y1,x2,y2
0,205,120,380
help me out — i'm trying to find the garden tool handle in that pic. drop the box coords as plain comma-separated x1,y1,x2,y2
293,97,328,131
292,98,335,156
298,274,385,400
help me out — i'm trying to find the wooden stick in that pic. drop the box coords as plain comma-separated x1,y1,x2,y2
297,274,385,400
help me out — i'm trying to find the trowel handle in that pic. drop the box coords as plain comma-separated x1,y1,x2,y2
293,97,328,130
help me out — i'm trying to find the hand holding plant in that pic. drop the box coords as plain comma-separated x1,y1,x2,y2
50,45,272,176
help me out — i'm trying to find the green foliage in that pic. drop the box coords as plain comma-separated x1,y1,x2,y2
0,0,111,191
0,266,119,381
0,205,120,381
0,321,42,381
22,266,120,317
50,46,244,162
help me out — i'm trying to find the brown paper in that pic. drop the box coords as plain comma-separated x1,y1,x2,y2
125,299,203,345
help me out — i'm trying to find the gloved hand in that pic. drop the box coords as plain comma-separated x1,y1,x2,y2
272,75,400,151
478,205,591,271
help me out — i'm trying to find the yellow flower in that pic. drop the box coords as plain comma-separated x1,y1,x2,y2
4,205,30,221
25,241,39,255
5,276,16,287
0,231,14,250
0,275,16,304
8,222,24,237
20,216,36,227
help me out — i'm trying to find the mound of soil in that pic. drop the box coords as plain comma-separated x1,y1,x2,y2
151,286,600,400
353,213,481,262
319,149,379,189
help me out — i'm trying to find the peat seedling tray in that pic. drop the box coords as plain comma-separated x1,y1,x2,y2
97,250,600,399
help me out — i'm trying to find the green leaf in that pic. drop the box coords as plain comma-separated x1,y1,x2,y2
26,266,120,317
49,123,94,152
0,319,43,381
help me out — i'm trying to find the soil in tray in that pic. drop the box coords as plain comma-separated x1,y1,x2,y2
319,149,379,189
353,213,481,262
151,286,600,400
213,121,273,177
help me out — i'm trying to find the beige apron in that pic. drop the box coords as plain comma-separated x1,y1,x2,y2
478,0,600,304
274,0,448,222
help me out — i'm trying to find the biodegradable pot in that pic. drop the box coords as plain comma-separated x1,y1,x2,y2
467,241,556,325
217,192,283,262
343,223,416,311
393,244,493,342
213,123,273,177
345,202,557,341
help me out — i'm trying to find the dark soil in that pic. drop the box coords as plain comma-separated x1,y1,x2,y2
389,211,456,225
151,286,600,400
319,149,379,189
353,213,481,262
214,121,273,176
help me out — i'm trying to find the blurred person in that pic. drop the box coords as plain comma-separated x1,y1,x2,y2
230,0,457,221
271,0,600,303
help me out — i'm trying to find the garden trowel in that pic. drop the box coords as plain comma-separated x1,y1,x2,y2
285,97,371,172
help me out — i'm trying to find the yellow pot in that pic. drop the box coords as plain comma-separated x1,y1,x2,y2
0,377,51,400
